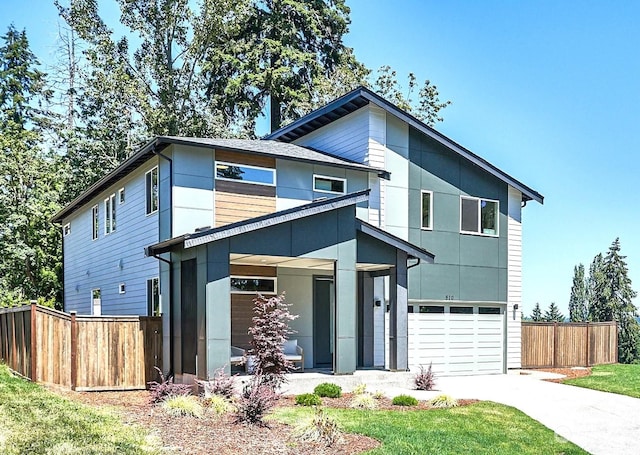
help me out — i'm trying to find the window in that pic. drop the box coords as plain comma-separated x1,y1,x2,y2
450,306,473,314
147,277,160,316
460,196,499,236
92,289,101,316
104,194,116,234
479,307,501,315
146,167,158,215
313,175,346,194
419,305,444,314
215,161,275,186
230,276,276,294
119,283,126,294
91,205,99,240
421,191,433,229
118,187,125,204
63,223,71,236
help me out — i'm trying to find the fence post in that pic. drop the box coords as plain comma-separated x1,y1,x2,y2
585,322,590,367
553,322,558,367
30,302,37,381
70,311,77,391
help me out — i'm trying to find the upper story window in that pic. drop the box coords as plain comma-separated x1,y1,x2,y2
91,205,98,240
104,194,116,234
63,223,71,236
313,175,346,194
460,196,499,236
421,191,433,230
146,167,158,215
118,187,125,204
215,161,275,186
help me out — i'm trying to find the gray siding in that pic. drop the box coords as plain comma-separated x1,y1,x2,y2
407,127,508,303
63,158,160,315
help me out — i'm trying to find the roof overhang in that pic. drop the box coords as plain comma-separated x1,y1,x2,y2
355,219,434,263
266,86,544,205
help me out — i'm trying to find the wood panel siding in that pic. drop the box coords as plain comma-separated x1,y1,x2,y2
521,322,617,368
215,180,276,197
215,191,276,227
216,150,275,168
0,305,161,391
230,265,277,277
231,294,255,350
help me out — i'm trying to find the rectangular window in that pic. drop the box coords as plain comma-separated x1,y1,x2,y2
215,161,275,186
104,194,116,234
460,196,499,236
147,277,160,316
146,167,158,215
92,205,99,240
313,175,346,194
421,191,433,230
450,306,473,314
118,187,125,204
419,305,445,314
92,288,101,316
63,223,71,236
230,276,277,294
479,307,501,315
119,283,126,294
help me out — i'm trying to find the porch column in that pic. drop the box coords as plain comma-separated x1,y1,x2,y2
334,238,358,374
389,250,409,371
205,240,231,376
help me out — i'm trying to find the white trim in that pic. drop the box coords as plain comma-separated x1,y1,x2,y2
119,283,126,294
91,288,101,316
420,190,433,230
104,193,116,235
118,187,125,204
215,161,276,186
313,174,347,194
91,205,99,240
459,195,499,237
230,275,277,294
63,223,71,237
145,167,159,216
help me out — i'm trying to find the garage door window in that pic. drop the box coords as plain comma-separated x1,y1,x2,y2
450,306,473,314
419,305,444,314
479,307,501,314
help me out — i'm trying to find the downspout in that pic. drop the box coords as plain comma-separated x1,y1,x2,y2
152,144,174,377
407,257,421,270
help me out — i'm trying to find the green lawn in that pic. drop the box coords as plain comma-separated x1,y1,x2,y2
564,363,640,398
0,364,159,454
273,401,587,454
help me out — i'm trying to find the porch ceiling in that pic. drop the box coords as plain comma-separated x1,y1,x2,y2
229,254,391,272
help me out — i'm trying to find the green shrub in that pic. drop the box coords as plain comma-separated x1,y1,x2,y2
350,393,378,410
204,394,233,416
392,394,419,407
162,395,204,418
295,393,322,406
292,407,343,447
429,394,458,408
352,383,367,395
314,383,342,398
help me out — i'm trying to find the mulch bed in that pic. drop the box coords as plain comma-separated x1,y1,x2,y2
538,367,592,383
54,388,477,454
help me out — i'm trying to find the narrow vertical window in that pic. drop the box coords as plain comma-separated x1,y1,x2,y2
63,223,71,236
92,205,98,240
146,167,158,215
421,191,433,230
118,187,125,204
104,194,116,234
92,288,101,316
147,277,160,316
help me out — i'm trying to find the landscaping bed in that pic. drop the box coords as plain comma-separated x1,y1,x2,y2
539,367,592,383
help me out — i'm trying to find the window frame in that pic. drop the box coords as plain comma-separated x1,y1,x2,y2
91,288,101,316
104,194,116,235
63,223,71,237
230,276,277,295
118,283,126,294
118,187,125,204
91,205,99,240
147,277,161,316
145,167,159,216
214,161,276,187
313,174,347,194
420,190,433,230
459,195,499,237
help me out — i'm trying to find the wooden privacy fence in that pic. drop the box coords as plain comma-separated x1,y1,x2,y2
0,304,162,391
521,321,617,368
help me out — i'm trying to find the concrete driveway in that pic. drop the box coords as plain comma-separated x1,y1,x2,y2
424,372,640,455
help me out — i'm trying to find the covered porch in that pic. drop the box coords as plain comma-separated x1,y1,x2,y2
146,191,433,380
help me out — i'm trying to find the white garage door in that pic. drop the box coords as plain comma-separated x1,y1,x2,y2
406,304,505,375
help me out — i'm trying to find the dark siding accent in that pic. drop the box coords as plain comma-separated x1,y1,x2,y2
215,180,276,197
215,150,276,168
180,259,197,374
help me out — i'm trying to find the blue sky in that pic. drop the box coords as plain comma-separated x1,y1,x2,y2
2,1,640,316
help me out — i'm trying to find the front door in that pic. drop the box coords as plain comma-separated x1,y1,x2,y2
181,259,197,375
313,276,334,368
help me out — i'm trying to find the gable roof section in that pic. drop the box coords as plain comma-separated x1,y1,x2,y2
52,136,384,223
145,189,434,263
265,86,544,204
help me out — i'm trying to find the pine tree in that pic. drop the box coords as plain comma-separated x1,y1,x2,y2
588,253,608,321
543,302,565,322
531,302,543,322
569,264,588,321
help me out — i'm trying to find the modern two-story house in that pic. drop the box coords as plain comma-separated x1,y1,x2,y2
53,87,543,381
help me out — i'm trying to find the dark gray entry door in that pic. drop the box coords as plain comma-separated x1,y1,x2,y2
313,276,334,368
181,259,197,375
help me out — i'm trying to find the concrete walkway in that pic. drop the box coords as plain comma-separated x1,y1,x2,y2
278,370,640,455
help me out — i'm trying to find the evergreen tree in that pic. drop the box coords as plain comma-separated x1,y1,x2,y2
588,253,608,321
0,26,62,305
543,302,565,322
530,302,543,322
569,263,588,321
